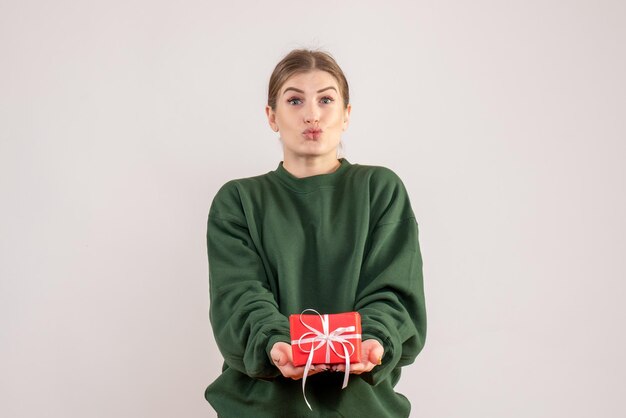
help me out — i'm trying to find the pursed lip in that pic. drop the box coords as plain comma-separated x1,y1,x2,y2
302,127,322,134
302,127,323,140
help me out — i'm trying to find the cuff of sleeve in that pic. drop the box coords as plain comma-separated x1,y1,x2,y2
360,331,399,386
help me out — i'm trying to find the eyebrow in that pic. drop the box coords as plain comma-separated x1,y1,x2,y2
282,86,338,95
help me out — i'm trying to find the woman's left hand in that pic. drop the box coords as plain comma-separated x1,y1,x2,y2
331,339,384,374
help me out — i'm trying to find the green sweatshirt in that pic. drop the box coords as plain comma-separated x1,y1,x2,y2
205,159,426,417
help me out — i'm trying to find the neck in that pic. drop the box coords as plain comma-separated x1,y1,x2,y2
282,156,342,178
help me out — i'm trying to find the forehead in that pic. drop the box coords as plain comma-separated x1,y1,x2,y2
281,70,340,94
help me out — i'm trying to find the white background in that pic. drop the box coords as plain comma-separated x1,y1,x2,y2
1,0,625,417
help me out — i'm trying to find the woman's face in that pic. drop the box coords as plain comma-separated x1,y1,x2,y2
266,70,351,163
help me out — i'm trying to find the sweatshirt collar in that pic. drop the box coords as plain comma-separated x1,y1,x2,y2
273,158,351,192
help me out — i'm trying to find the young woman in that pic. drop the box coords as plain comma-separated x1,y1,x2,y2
205,49,427,417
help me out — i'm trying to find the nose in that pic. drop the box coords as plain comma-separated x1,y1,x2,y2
303,103,320,124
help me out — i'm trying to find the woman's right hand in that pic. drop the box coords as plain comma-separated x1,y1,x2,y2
270,342,327,380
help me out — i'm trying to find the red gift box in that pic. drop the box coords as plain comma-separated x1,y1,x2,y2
289,310,362,367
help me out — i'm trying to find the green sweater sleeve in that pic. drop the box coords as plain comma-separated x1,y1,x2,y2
207,182,291,379
355,171,427,386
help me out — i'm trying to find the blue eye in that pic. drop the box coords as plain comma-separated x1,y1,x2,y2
320,96,334,104
287,97,302,105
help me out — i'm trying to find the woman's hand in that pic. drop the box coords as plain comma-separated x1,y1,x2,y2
271,339,383,378
331,339,384,374
270,342,328,380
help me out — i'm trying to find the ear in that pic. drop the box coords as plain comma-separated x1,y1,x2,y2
342,103,352,131
266,105,279,132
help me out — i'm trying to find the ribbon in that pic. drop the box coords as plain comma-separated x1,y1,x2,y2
291,309,361,410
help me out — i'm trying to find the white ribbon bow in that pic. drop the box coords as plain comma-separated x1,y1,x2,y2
291,309,361,410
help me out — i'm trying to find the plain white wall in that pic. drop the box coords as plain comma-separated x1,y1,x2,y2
1,0,625,417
